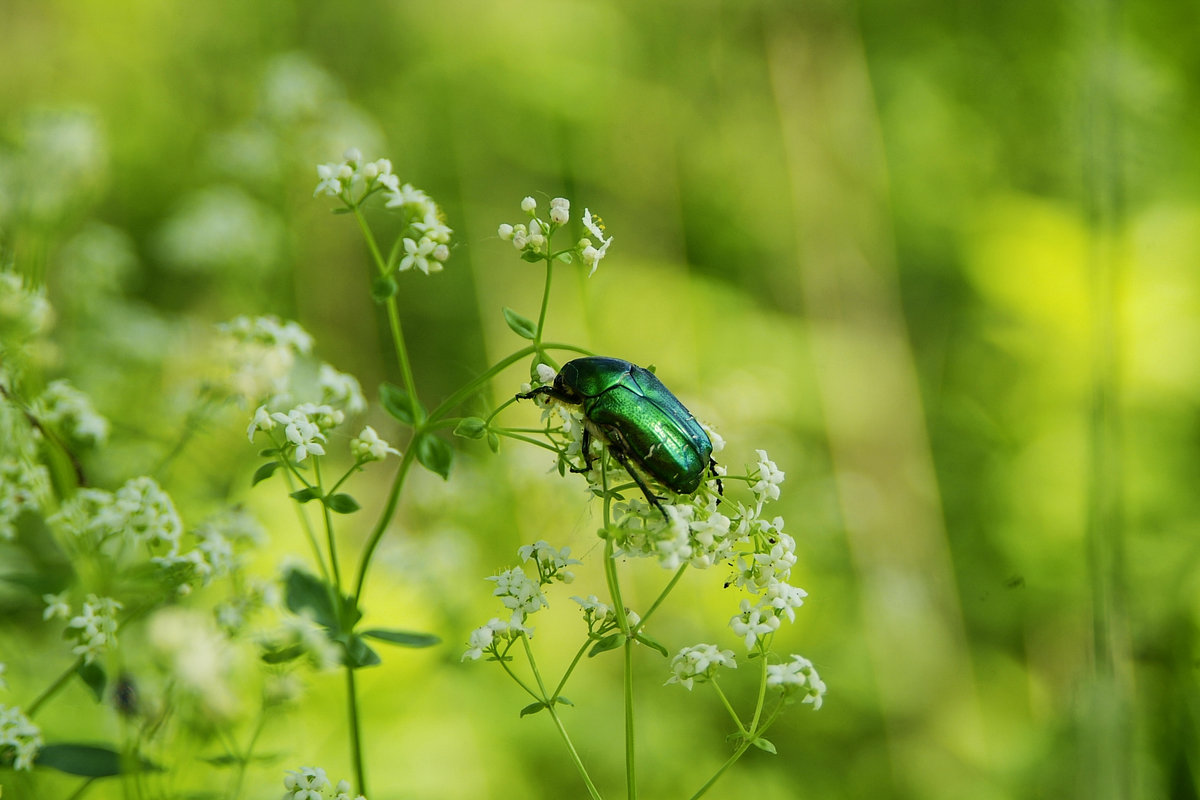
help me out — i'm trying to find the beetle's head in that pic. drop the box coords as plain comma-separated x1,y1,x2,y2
552,373,584,404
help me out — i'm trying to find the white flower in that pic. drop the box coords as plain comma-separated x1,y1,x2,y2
67,594,123,663
521,196,537,213
398,236,440,275
665,643,737,690
314,162,344,197
0,458,50,542
497,223,514,240
730,598,781,650
487,567,548,626
351,426,400,462
580,208,613,275
270,408,328,462
757,578,807,622
535,363,558,384
0,703,43,770
549,196,570,225
116,476,184,551
766,654,826,709
283,766,332,800
42,591,71,621
34,379,110,447
318,364,366,414
751,449,785,503
247,404,276,441
462,617,520,661
518,540,582,584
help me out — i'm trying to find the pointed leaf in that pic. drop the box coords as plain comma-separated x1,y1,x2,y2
487,431,500,453
380,382,423,426
555,696,574,707
36,743,157,777
588,632,626,657
362,628,441,648
344,635,381,669
76,660,107,703
260,643,305,664
251,461,280,486
634,631,669,658
519,701,548,718
556,251,574,264
751,737,778,755
454,417,487,439
331,207,354,215
289,487,320,504
416,434,452,479
502,307,537,340
283,568,338,630
520,250,544,263
324,493,361,514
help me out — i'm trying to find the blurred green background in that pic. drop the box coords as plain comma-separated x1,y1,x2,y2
2,0,1197,798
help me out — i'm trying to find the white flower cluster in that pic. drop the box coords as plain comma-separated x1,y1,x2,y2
497,195,611,275
665,643,737,691
349,425,400,463
314,149,452,275
488,566,549,628
33,379,110,447
65,593,122,664
53,476,182,554
766,654,826,710
217,315,314,404
0,703,42,771
518,540,581,584
314,147,396,200
385,182,452,275
0,457,50,541
282,765,366,800
318,364,366,415
461,617,525,662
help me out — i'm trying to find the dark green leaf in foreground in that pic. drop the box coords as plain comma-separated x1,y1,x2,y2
362,628,441,648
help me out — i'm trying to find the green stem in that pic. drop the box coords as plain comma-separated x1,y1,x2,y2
312,458,343,593
631,565,688,635
709,680,746,733
600,485,637,799
552,638,595,699
546,704,605,800
352,445,417,601
346,664,367,795
230,708,268,800
624,638,637,800
25,656,83,717
534,256,555,360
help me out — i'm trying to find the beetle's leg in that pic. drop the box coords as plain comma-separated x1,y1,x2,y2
568,427,595,475
515,385,572,403
709,458,724,504
600,428,669,519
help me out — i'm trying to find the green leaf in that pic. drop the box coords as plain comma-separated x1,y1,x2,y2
520,250,544,263
416,434,453,479
36,743,157,777
380,382,423,426
324,493,361,514
751,737,778,755
251,461,280,486
588,632,626,657
371,275,398,302
331,207,354,215
76,660,106,702
555,696,574,707
283,568,338,630
289,487,320,504
634,632,669,658
556,251,574,264
453,417,487,439
519,701,548,717
362,628,441,648
260,643,305,664
502,307,537,340
487,431,500,453
343,634,382,669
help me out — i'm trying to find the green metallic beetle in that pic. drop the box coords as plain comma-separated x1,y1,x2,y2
516,356,721,511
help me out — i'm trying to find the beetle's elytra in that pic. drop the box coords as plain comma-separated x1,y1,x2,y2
516,356,720,510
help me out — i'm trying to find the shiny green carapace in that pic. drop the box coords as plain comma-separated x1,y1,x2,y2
518,356,717,507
